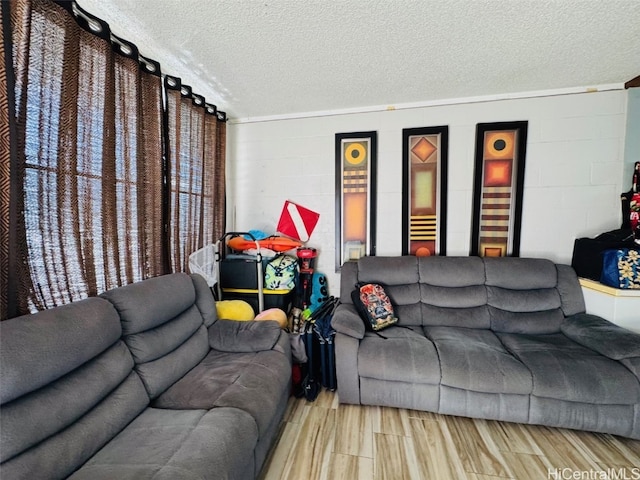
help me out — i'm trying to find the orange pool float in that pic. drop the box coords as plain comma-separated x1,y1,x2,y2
227,235,303,253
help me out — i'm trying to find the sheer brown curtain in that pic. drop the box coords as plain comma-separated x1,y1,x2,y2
165,76,226,273
213,112,226,239
5,0,165,316
1,3,12,320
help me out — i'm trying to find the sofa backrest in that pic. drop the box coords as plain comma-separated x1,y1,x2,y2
355,255,422,326
418,256,490,328
485,257,567,334
100,272,216,399
0,298,149,480
340,256,586,332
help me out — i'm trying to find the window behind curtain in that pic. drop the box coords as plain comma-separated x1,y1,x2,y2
8,0,165,313
2,0,226,320
165,77,226,273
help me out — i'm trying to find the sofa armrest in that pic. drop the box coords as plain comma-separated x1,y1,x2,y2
561,313,640,361
208,319,282,353
331,304,365,339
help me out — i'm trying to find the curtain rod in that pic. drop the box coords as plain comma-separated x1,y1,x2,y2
65,0,227,121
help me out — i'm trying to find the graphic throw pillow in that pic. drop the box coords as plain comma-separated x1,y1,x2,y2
351,282,398,332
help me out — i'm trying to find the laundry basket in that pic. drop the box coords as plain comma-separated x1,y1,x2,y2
188,243,219,288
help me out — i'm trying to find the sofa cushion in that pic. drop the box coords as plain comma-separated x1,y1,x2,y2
420,290,490,329
556,264,586,316
487,286,562,314
331,304,366,339
124,306,204,365
208,319,282,353
393,301,423,327
101,273,198,335
621,357,640,379
68,407,257,480
2,341,135,462
425,326,532,395
2,373,149,480
421,285,487,309
561,313,640,360
484,257,565,334
353,257,423,327
0,298,149,480
0,298,122,404
488,303,565,335
498,332,640,404
484,257,558,290
190,273,219,327
358,327,440,384
386,283,421,311
357,255,418,285
339,260,358,303
101,274,211,399
135,326,210,399
152,349,291,437
419,256,490,328
418,255,485,287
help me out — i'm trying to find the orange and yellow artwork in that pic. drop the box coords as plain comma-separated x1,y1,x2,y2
335,132,377,268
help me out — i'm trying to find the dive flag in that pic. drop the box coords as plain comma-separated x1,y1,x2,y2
276,200,320,242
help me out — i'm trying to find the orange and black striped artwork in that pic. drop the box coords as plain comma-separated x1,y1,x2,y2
471,122,528,257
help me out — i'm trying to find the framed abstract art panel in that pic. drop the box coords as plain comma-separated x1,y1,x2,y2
402,126,449,256
471,121,528,257
335,131,377,270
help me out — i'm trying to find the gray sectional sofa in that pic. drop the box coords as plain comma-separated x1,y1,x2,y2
1,273,292,479
333,256,640,439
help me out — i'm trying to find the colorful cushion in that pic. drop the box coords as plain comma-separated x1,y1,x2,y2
215,300,254,321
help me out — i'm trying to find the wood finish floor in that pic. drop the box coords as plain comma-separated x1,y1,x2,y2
259,389,640,480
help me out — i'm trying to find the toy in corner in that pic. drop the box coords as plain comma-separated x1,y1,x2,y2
296,247,317,310
629,162,640,245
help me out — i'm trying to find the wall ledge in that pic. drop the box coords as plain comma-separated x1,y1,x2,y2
579,278,640,297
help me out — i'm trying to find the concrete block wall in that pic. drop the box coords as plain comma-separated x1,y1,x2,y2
227,90,628,294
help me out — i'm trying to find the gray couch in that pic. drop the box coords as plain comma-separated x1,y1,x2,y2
333,256,640,439
1,273,292,479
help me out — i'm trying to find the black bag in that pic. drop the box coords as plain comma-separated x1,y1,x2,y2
351,282,398,334
571,229,635,281
299,297,339,400
300,323,320,401
312,297,339,391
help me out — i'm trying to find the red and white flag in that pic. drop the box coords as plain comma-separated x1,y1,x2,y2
276,200,320,242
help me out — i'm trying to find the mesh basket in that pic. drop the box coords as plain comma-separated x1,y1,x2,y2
188,244,218,287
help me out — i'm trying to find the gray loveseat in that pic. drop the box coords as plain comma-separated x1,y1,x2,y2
1,273,291,479
333,256,640,439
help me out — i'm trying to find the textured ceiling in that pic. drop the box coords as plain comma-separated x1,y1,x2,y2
79,0,640,121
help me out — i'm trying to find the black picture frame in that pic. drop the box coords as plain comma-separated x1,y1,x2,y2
470,121,528,257
335,131,377,271
401,126,449,256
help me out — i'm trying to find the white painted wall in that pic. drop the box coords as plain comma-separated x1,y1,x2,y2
227,90,627,295
623,88,640,188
